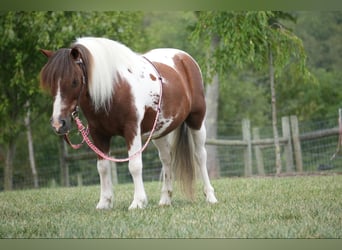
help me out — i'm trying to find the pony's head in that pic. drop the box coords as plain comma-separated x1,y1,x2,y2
40,46,89,135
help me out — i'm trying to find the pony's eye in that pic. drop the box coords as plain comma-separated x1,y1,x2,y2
72,80,78,88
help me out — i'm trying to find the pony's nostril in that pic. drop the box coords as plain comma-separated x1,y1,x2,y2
50,117,69,134
60,119,66,128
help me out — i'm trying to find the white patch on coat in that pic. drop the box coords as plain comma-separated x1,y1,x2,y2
143,48,182,69
75,37,179,137
122,55,175,138
51,79,65,129
75,37,141,111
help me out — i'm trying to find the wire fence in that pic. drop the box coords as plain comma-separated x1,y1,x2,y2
214,116,342,177
1,115,341,190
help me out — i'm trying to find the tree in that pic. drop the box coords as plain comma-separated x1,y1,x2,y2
24,103,39,188
191,11,313,175
0,12,59,190
282,11,342,121
293,11,342,72
142,11,198,54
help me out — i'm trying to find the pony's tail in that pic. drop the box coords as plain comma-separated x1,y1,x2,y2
170,122,197,200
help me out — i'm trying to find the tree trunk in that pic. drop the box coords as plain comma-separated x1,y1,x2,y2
25,107,39,188
4,138,16,190
269,47,282,175
204,35,220,179
205,73,220,178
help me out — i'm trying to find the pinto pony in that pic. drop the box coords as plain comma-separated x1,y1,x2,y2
40,37,217,209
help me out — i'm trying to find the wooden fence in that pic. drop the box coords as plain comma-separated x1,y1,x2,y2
206,115,339,177
60,115,340,186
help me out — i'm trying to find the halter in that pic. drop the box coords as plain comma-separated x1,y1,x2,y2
73,58,88,116
64,56,163,162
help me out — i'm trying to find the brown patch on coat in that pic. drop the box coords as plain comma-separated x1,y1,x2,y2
141,107,157,134
149,73,156,81
79,77,138,152
145,51,206,133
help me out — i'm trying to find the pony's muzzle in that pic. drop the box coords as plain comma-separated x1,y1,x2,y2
50,116,71,135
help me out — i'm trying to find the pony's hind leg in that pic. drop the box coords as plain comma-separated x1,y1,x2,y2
153,137,173,206
191,125,218,204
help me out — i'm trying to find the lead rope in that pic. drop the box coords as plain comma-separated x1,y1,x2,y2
66,57,163,162
63,129,88,150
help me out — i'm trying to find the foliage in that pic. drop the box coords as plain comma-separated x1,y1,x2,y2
292,11,342,71
218,73,269,133
143,11,198,54
285,11,342,121
276,63,320,120
1,12,47,144
190,11,326,134
0,11,146,145
312,70,342,120
191,11,313,83
0,175,341,238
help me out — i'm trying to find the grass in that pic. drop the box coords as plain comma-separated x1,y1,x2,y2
0,175,341,238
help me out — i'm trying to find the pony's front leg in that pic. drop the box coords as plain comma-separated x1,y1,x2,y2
96,159,114,209
128,135,148,209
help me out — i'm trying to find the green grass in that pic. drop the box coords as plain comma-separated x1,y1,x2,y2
0,175,341,238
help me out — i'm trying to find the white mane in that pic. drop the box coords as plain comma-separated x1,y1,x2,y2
75,37,139,111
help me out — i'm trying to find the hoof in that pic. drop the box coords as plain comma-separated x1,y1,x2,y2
96,198,113,210
128,198,148,210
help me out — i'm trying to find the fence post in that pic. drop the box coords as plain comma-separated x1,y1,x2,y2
59,137,70,187
242,119,252,176
290,115,303,172
111,161,118,185
252,127,265,176
77,173,83,186
282,116,294,173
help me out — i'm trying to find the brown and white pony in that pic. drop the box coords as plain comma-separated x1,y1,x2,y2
40,37,217,209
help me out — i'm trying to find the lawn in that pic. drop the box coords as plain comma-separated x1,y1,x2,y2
0,175,341,238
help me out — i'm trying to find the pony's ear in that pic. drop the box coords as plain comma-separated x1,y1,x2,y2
40,49,54,58
70,47,81,61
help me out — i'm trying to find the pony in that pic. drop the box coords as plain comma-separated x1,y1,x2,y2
40,37,217,209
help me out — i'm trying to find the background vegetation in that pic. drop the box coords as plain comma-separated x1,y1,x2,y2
0,11,342,190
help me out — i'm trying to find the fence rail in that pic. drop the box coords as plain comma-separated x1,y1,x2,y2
59,115,341,186
2,115,341,190
213,116,341,178
206,116,303,176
